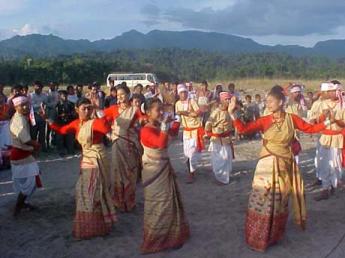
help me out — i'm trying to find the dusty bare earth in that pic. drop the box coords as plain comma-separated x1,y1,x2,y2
0,134,344,258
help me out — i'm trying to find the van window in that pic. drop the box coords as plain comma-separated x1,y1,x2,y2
147,74,154,83
133,74,146,80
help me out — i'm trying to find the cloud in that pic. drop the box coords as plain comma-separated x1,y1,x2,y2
12,23,38,36
0,24,60,40
142,0,345,36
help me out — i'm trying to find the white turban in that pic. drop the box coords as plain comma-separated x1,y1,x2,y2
320,82,337,92
290,85,302,93
12,96,28,107
177,84,187,94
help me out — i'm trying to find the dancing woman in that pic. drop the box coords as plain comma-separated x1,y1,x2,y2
45,98,116,239
103,84,145,212
228,86,335,252
140,98,190,254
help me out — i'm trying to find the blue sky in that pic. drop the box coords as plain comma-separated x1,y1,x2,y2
1,0,345,47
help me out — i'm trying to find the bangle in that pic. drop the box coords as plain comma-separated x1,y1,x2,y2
230,114,237,120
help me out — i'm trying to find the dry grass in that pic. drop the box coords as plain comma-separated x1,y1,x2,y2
4,78,344,96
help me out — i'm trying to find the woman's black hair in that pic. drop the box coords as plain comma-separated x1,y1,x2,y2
268,85,286,102
58,90,68,96
116,84,130,95
76,97,92,108
33,80,43,88
131,93,141,101
66,85,74,91
12,84,23,92
143,98,162,113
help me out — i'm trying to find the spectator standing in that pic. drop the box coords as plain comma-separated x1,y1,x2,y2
30,81,48,152
55,90,76,156
104,86,117,108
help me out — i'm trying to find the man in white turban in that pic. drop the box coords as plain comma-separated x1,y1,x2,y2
175,84,204,183
10,96,41,216
315,82,345,201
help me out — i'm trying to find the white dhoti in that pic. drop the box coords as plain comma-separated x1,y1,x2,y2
0,120,11,149
318,146,343,189
11,160,40,198
209,142,232,184
183,137,201,173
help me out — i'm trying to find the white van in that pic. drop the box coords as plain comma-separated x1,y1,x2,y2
106,73,158,88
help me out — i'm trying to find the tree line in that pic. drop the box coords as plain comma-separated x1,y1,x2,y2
1,48,345,85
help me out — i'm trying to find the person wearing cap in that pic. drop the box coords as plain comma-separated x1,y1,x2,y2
7,85,23,117
286,84,307,117
315,81,345,200
205,92,234,185
175,83,204,183
10,96,41,217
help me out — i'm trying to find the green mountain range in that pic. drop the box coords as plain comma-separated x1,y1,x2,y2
0,29,345,59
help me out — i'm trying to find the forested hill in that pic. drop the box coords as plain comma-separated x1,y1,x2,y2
1,30,345,59
1,49,345,85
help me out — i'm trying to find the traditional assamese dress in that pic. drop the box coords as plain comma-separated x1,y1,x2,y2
50,118,116,239
175,99,204,173
140,125,190,253
205,107,234,184
104,105,144,212
233,112,329,252
10,112,41,198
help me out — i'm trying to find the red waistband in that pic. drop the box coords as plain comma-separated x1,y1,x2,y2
184,126,202,132
206,131,231,138
10,147,32,161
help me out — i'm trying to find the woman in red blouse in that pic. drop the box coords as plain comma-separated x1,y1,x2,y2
140,98,190,254
228,85,336,252
103,84,145,212
44,98,116,240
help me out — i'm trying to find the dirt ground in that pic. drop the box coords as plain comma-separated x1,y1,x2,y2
0,134,344,258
